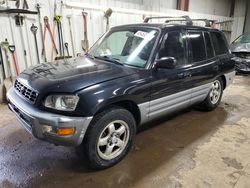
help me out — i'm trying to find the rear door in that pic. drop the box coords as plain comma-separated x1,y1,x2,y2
210,31,235,73
185,30,219,105
148,29,191,120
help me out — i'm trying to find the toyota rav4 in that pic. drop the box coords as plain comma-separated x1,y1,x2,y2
7,20,235,169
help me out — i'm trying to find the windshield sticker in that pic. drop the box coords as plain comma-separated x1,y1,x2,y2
134,31,149,39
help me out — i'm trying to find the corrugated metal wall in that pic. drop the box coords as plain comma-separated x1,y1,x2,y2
229,0,246,44
0,0,246,77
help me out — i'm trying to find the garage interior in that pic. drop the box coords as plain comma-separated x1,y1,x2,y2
0,0,250,187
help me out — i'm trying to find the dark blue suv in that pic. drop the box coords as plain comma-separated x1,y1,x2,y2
7,19,235,169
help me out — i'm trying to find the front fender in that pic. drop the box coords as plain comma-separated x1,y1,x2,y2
75,71,152,116
92,95,138,114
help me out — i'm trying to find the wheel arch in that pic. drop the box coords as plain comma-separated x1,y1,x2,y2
93,99,141,126
220,75,226,90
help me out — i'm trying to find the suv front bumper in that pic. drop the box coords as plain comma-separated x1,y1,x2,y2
7,87,93,146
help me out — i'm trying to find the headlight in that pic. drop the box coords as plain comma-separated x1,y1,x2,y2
44,95,79,111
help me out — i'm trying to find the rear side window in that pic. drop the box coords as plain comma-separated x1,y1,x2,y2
188,31,206,62
210,32,228,55
204,32,214,59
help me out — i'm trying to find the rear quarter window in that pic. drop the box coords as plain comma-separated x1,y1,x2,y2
210,31,229,55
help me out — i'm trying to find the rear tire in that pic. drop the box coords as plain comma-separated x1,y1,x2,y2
80,106,136,170
200,77,223,111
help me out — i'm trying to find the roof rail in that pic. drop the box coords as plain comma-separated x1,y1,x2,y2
143,15,192,24
143,15,217,27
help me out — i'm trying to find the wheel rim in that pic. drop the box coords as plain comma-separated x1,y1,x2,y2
97,120,130,160
210,80,222,105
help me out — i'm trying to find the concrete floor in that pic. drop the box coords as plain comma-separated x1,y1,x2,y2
0,75,250,188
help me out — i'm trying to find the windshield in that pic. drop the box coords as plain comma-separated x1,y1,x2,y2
233,34,250,44
88,28,159,68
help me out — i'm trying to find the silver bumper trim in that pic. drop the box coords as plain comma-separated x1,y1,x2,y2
7,87,93,146
224,71,235,87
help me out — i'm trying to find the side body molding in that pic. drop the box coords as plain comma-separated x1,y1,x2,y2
138,82,212,124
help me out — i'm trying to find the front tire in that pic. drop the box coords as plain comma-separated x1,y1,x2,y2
200,77,223,111
81,107,136,169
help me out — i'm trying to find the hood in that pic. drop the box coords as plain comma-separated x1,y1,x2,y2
17,56,138,94
230,43,250,53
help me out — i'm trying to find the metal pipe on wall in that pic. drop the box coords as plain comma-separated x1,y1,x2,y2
64,1,185,17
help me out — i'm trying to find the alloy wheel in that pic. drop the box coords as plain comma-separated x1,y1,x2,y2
210,80,222,104
97,120,130,160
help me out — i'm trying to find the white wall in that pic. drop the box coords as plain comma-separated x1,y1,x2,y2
0,0,246,79
188,0,247,41
189,0,231,16
143,0,177,11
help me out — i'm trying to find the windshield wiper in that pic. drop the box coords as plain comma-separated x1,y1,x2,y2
85,53,95,59
94,55,124,66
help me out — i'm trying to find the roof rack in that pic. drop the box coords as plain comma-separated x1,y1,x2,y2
189,19,217,27
143,15,217,27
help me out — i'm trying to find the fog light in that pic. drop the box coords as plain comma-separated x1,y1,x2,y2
42,125,53,133
57,127,75,136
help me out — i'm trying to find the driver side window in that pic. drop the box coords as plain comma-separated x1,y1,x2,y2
158,31,187,67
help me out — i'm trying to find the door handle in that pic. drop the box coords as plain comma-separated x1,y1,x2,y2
177,73,184,78
177,72,192,78
213,65,219,71
184,72,192,78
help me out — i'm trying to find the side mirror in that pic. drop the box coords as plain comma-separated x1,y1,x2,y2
155,57,177,69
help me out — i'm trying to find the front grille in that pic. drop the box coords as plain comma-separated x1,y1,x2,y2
14,80,38,103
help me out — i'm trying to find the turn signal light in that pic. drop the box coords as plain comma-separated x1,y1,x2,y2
57,127,75,136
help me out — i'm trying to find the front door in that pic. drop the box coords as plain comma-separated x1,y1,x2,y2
149,29,191,120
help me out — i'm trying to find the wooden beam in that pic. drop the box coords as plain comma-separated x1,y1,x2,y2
177,0,189,11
